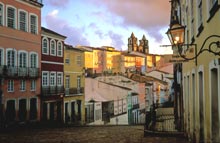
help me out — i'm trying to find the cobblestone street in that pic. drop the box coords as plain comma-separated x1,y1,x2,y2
0,125,189,143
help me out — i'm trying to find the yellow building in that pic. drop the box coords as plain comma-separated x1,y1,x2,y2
170,0,220,142
64,45,85,124
101,46,121,73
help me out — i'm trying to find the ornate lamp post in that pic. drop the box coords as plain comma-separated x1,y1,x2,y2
165,22,220,66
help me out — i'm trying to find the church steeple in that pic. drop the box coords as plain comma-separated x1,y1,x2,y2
128,32,138,53
142,34,149,54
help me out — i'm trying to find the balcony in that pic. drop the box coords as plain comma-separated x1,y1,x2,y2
41,86,64,96
0,65,39,79
132,103,140,110
65,87,84,96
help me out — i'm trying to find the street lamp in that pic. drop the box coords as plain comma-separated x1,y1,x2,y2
165,22,220,65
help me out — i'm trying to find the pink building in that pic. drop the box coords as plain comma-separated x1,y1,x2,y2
0,0,43,125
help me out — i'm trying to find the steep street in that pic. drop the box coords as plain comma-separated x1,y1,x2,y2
0,126,188,143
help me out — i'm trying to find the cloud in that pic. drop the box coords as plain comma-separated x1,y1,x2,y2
86,0,170,42
45,10,90,46
107,31,124,50
44,0,70,8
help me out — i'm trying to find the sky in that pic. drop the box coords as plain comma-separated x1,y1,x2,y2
41,0,173,54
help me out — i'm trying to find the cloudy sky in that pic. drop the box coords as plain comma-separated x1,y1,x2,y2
42,0,172,54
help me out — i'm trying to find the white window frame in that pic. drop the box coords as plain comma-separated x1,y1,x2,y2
42,37,49,55
0,48,4,66
57,72,63,86
0,2,4,26
30,79,36,91
50,72,56,86
6,48,17,67
18,9,28,32
20,80,26,91
29,13,38,34
50,39,56,56
57,41,63,57
42,71,49,86
29,52,38,68
6,5,17,29
18,50,28,67
7,80,14,92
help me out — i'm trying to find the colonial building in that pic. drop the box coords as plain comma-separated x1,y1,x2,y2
41,27,66,122
169,0,220,142
0,0,43,125
64,44,85,124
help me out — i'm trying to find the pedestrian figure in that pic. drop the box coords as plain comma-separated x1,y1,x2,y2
116,117,119,125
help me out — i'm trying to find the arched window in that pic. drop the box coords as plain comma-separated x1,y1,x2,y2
0,48,4,66
0,3,4,26
57,42,63,57
30,14,38,34
19,52,27,67
30,53,37,68
42,38,48,54
18,10,27,32
50,40,56,56
7,6,16,29
7,49,16,66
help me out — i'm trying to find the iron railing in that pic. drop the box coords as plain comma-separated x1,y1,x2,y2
65,87,84,96
0,65,39,78
41,86,64,96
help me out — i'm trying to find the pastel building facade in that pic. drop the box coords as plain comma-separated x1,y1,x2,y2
0,0,43,124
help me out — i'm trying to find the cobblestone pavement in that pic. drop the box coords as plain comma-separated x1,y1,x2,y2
0,125,189,143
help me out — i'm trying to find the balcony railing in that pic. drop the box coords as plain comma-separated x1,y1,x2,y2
0,65,39,78
65,87,84,96
41,86,64,96
132,103,140,110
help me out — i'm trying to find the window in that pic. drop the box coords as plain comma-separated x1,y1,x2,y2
65,76,70,88
50,72,56,86
30,53,37,68
7,6,16,29
42,72,49,86
19,10,27,32
77,76,81,89
65,53,70,64
57,42,63,57
19,52,27,67
50,40,56,56
57,72,63,86
0,3,4,26
42,38,49,54
76,55,81,66
8,80,14,92
20,80,26,91
30,14,37,34
0,48,3,66
31,80,36,91
7,50,16,66
65,58,70,64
